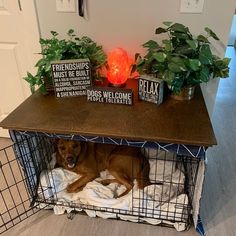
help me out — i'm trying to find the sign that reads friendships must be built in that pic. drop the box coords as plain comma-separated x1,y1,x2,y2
51,59,91,98
87,87,133,105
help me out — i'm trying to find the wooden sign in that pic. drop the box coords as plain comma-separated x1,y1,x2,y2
87,86,133,105
138,75,164,105
51,59,91,98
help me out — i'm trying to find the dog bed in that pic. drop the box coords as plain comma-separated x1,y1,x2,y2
37,150,189,231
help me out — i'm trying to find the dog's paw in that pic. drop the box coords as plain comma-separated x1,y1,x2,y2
66,184,76,193
66,184,81,193
66,183,83,193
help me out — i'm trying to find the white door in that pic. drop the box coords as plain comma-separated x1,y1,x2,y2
0,0,40,137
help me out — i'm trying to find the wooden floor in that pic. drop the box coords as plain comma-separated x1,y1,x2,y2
1,47,236,235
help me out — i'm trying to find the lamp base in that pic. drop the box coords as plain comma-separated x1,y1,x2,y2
108,82,126,88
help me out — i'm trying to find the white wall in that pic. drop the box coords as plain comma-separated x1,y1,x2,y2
35,0,235,115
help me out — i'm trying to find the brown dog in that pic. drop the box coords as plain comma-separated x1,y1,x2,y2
56,139,151,198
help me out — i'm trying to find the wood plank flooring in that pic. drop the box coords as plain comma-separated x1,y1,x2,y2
1,47,236,236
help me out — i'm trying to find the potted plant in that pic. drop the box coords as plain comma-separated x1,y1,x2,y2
134,22,230,100
24,29,107,94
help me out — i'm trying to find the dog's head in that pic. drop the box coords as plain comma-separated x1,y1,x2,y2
56,139,82,169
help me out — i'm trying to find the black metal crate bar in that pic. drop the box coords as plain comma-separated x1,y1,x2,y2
0,131,202,233
0,138,44,234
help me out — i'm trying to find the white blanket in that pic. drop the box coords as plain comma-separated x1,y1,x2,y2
37,152,188,231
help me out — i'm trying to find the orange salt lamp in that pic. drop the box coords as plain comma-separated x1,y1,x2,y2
107,48,131,87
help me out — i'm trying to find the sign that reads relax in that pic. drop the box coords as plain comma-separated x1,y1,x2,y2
87,87,133,105
51,59,91,98
138,76,164,105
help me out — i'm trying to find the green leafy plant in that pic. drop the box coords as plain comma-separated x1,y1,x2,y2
135,22,230,94
24,29,107,94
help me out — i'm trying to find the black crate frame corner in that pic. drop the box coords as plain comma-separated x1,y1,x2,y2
0,133,54,233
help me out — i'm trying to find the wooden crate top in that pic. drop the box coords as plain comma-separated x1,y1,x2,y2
0,80,217,146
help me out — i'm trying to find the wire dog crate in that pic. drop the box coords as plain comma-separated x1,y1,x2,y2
0,131,201,234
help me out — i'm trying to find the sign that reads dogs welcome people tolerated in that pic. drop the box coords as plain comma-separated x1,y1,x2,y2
51,59,91,98
87,87,133,105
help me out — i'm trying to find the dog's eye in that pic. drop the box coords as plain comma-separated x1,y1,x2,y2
60,146,66,151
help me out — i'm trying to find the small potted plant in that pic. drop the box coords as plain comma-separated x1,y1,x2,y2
134,22,230,100
24,29,107,94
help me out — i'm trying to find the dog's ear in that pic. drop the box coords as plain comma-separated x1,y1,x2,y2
54,138,60,144
52,138,60,150
54,162,61,168
55,146,63,167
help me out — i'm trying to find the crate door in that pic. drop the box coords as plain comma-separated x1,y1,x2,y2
0,142,42,234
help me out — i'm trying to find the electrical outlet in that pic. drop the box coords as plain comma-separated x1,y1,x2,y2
180,0,204,13
56,0,76,12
